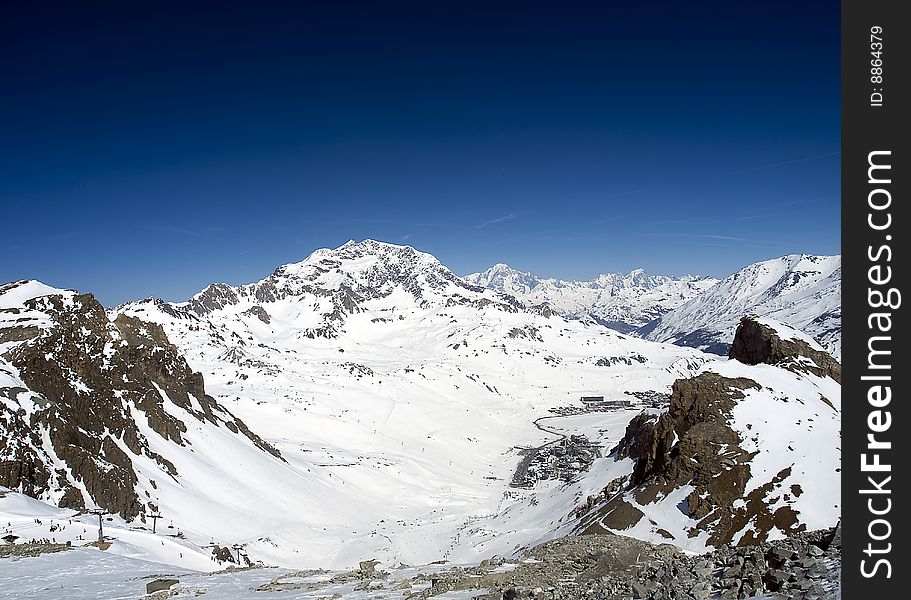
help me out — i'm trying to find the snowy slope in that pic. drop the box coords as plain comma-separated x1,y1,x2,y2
464,264,718,333
0,280,300,565
108,240,711,568
641,254,841,358
0,486,219,572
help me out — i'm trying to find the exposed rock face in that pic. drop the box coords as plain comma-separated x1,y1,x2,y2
729,316,841,383
615,373,757,489
575,319,840,549
583,373,769,546
0,281,282,519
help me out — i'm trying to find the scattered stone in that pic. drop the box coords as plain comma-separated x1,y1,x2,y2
767,546,796,567
403,527,839,600
359,559,381,576
763,568,792,591
145,578,179,594
630,580,656,598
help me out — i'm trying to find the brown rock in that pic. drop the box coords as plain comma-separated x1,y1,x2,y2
729,317,840,383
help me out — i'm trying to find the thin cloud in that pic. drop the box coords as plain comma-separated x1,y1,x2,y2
48,232,81,241
696,234,748,241
729,151,840,175
475,213,518,229
778,199,815,207
640,218,709,228
640,232,792,246
144,225,202,237
693,234,791,245
734,213,778,222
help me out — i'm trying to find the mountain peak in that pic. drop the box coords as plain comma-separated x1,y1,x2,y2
273,239,447,284
128,239,502,329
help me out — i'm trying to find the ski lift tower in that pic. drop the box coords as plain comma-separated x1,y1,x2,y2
147,510,162,534
88,509,107,543
231,543,244,564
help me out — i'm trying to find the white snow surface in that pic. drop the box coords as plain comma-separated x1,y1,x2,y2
706,359,841,540
644,254,841,358
0,281,75,346
464,264,718,331
104,240,712,569
0,280,74,309
0,487,472,600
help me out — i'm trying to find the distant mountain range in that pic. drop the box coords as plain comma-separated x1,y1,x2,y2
466,253,841,358
464,264,718,333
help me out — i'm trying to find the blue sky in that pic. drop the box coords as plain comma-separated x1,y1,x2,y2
1,1,839,306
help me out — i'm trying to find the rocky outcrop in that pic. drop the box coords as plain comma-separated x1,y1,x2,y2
729,316,841,383
575,318,840,549
0,281,282,519
583,373,769,546
241,305,271,324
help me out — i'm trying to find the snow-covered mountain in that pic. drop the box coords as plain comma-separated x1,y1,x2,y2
465,264,718,333
0,241,842,576
641,254,841,358
2,240,705,568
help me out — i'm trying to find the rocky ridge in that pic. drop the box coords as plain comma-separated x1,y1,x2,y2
0,280,282,519
728,316,841,383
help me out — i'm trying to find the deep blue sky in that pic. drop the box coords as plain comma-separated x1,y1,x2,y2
1,1,839,306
